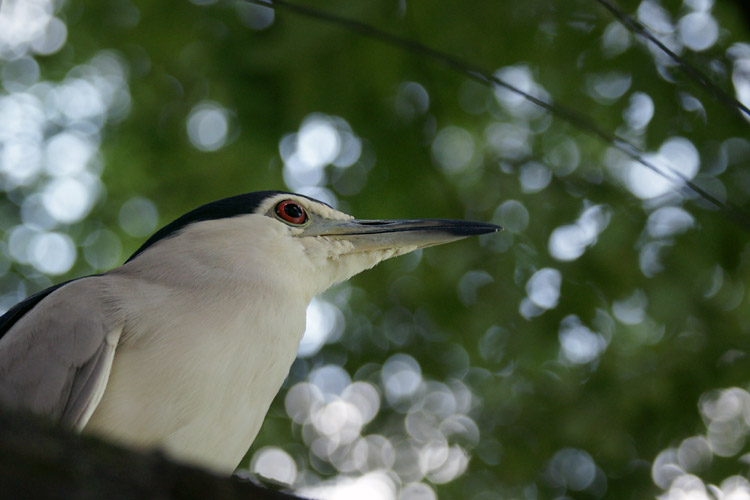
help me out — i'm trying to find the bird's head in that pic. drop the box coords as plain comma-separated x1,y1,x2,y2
126,191,501,300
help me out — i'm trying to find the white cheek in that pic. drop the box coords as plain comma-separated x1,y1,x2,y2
304,240,421,296
304,238,355,262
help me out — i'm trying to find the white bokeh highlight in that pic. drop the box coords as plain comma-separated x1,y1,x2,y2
250,446,297,485
280,113,363,200
653,387,750,499
626,137,700,199
186,101,231,152
520,268,562,319
549,205,610,262
0,48,130,275
558,315,608,365
298,297,344,358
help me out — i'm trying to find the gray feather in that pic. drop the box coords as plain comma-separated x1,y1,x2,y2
0,277,123,429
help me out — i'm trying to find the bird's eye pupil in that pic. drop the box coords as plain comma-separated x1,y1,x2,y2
275,200,308,225
284,203,302,219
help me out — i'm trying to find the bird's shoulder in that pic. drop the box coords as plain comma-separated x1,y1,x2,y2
0,275,117,342
0,279,77,341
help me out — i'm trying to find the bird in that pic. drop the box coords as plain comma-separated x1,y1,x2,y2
0,190,500,474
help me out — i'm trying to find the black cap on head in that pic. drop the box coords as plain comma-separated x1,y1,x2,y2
125,191,293,263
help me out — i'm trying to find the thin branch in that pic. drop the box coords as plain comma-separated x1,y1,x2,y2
246,0,750,232
595,0,750,122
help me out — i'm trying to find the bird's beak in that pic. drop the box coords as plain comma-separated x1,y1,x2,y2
307,218,502,252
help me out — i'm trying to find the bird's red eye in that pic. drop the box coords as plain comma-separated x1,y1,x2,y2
275,200,308,225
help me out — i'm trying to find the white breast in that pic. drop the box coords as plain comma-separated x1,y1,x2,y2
84,269,307,473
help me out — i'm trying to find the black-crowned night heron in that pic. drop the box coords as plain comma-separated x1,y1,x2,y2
0,191,500,474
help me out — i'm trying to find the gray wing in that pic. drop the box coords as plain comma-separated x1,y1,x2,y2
0,277,123,430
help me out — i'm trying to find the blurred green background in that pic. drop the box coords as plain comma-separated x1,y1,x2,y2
1,0,750,498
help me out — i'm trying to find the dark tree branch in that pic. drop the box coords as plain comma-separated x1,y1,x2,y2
0,408,309,500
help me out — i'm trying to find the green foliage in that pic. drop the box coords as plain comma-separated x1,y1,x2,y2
1,0,749,498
